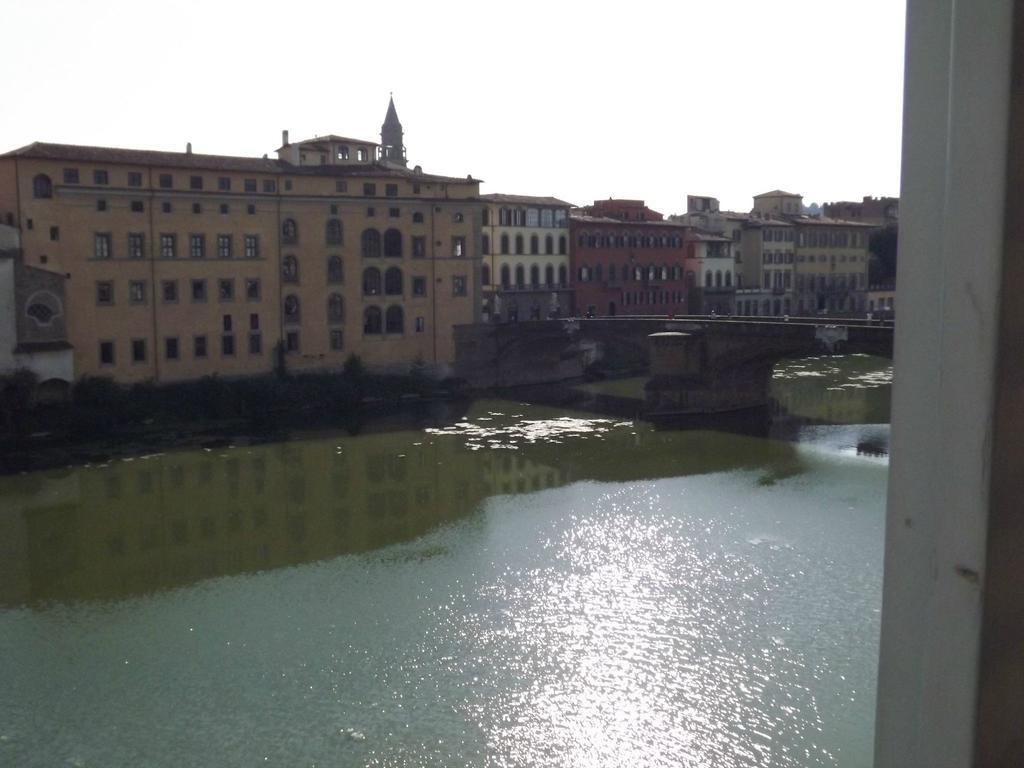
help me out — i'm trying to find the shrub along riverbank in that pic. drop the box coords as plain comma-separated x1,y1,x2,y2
0,356,452,474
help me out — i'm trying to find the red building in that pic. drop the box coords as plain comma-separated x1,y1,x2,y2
570,200,694,316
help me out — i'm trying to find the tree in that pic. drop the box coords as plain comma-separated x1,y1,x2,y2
869,224,899,286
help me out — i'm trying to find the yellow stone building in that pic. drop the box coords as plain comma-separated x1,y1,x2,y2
792,216,873,315
479,194,573,321
0,98,482,384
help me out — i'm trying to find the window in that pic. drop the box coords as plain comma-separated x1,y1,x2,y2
415,316,425,333
367,207,376,217
129,280,147,304
244,235,259,259
94,170,109,186
247,330,262,354
545,264,555,286
500,265,511,288
189,175,203,190
363,306,382,334
337,146,350,160
363,183,376,196
500,234,510,255
95,233,112,259
282,255,299,283
262,179,276,193
326,218,343,245
530,235,539,255
191,202,202,214
327,293,344,323
244,179,257,192
96,282,114,307
217,176,231,191
516,265,525,287
384,229,402,257
131,339,146,363
219,203,229,215
160,234,176,259
159,174,173,189
284,180,292,191
162,202,172,213
452,237,466,257
63,168,79,184
362,229,382,258
285,331,299,352
514,235,523,255
453,275,467,296
283,294,300,322
335,180,347,193
385,305,404,334
223,314,232,332
482,234,490,255
357,148,367,162
545,235,553,255
363,267,382,295
211,234,230,259
165,337,180,360
124,233,143,260
282,218,298,243
130,200,144,213
222,334,235,356
245,278,260,301
412,276,427,296
46,225,59,242
191,279,207,302
194,336,207,358
389,207,400,218
386,184,398,197
384,267,403,295
162,280,178,303
330,329,344,351
327,255,343,283
530,264,540,287
96,199,107,212
412,236,426,259
412,212,424,223
247,204,256,215
189,234,205,259
218,279,235,301
99,341,114,365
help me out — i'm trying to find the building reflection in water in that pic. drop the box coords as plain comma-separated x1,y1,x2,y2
0,399,807,607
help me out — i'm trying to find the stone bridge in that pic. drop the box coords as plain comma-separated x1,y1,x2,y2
453,316,894,415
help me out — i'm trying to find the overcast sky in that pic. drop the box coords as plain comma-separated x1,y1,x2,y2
1,0,905,215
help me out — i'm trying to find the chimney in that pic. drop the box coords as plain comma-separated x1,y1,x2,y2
186,142,192,154
282,129,289,146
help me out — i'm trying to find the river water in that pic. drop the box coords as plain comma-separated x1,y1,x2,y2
0,355,891,768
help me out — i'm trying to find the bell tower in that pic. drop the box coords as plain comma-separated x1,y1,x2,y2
380,93,407,167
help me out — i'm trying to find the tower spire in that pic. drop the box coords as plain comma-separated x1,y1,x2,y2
381,94,407,167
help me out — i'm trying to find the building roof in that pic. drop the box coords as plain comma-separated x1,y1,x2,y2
290,134,379,148
2,142,283,173
570,214,688,229
1,141,477,184
480,193,573,207
687,231,733,242
790,214,875,228
753,189,802,198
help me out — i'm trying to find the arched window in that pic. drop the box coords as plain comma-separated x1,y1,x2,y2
283,294,300,322
327,293,344,323
594,264,603,282
282,255,299,283
361,229,381,259
577,233,586,247
363,306,382,334
715,270,723,287
412,212,424,223
500,265,511,288
384,267,403,295
500,234,509,254
530,264,540,287
558,265,568,286
737,274,743,288
482,234,490,255
482,208,490,226
515,265,525,287
482,264,491,285
647,265,656,281
327,255,343,283
634,266,643,281
385,305,404,334
515,235,524,255
725,271,732,287
559,236,567,255
530,235,539,255
32,174,52,199
326,218,343,245
608,264,617,281
282,218,298,244
588,235,597,248
544,264,554,286
545,235,553,255
705,271,713,288
363,267,381,295
383,228,402,257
